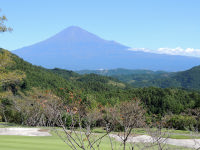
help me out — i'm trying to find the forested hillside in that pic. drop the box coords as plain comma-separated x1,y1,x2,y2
139,66,200,89
0,49,200,125
49,65,200,115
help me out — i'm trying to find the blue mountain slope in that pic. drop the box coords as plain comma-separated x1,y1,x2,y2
13,26,200,71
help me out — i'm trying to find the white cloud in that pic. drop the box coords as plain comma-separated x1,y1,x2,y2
128,47,200,58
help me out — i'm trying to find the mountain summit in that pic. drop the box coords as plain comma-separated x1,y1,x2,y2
13,26,200,71
48,26,107,43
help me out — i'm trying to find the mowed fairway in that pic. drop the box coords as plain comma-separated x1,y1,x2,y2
0,134,194,150
0,135,67,150
0,133,116,150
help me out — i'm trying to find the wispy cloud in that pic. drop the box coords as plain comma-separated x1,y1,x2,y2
128,47,200,58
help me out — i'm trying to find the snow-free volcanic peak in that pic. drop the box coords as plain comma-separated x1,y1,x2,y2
13,26,200,71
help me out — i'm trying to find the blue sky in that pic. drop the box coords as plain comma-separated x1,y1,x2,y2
0,0,200,57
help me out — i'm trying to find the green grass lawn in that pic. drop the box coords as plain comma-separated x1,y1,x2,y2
0,135,67,150
0,129,195,150
0,133,124,150
0,134,193,150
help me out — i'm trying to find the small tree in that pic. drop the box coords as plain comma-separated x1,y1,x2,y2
43,91,113,150
0,10,12,33
108,99,146,150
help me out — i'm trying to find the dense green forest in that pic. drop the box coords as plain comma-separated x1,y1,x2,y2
0,49,200,129
52,67,200,114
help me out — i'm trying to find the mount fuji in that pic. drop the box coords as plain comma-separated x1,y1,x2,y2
13,26,200,71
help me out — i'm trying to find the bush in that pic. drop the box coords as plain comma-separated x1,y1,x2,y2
166,115,197,130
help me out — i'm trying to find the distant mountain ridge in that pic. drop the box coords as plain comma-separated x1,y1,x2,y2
78,67,200,90
13,26,200,71
76,68,168,76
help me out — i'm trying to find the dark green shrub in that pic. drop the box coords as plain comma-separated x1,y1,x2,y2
166,115,197,130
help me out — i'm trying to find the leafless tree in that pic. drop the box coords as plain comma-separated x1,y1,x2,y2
106,99,146,150
43,93,113,150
